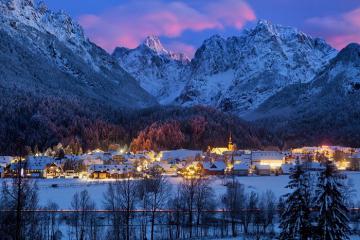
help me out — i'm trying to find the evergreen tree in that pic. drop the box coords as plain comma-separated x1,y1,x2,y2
315,161,350,240
279,164,312,240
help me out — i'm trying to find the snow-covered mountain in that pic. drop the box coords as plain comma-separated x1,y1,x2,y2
0,0,157,108
177,20,337,115
113,20,337,115
252,43,360,147
112,36,189,104
258,42,360,114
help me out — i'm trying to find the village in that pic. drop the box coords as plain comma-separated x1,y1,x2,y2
0,135,359,180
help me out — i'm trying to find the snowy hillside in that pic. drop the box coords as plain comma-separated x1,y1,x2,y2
0,0,157,108
253,43,360,147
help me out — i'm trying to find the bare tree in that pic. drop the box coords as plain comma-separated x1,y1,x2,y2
0,160,40,240
103,183,121,240
221,179,245,237
168,189,186,239
259,190,277,234
178,177,214,238
144,169,171,240
71,190,96,240
39,202,62,240
194,178,215,237
103,178,138,240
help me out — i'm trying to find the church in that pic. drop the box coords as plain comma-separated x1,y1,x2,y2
208,133,237,155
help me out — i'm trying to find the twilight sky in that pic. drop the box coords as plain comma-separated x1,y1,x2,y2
42,0,360,57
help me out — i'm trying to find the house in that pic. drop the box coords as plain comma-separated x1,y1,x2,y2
292,146,354,160
233,154,251,165
178,161,203,178
44,163,63,179
64,170,79,178
232,163,249,176
157,149,202,162
349,153,360,171
255,164,271,176
20,156,60,178
83,158,104,167
0,156,14,168
88,164,135,179
209,134,237,155
251,151,284,170
81,151,112,163
112,154,125,163
203,161,226,175
148,161,178,175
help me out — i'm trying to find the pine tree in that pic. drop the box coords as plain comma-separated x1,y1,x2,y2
279,164,313,240
315,161,350,240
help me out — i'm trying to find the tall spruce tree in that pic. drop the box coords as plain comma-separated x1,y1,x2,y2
279,164,313,240
315,161,350,240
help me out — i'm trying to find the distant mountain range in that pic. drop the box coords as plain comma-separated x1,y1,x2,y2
1,0,360,153
113,20,338,117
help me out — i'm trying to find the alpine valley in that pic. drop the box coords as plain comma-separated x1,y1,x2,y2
1,0,360,154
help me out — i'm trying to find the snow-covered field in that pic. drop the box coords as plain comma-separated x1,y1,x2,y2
1,172,360,209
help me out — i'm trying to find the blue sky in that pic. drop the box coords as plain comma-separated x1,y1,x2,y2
42,0,360,57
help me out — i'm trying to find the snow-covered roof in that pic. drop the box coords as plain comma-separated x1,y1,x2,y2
88,164,134,174
149,161,176,172
123,153,150,161
158,149,202,161
25,156,58,170
252,151,284,161
233,154,251,163
0,156,14,167
80,152,112,161
83,158,104,166
203,161,226,171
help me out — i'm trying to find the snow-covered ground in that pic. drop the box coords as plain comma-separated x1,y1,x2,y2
1,172,359,209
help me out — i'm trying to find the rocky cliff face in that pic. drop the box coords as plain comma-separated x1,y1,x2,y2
177,20,337,115
112,36,189,104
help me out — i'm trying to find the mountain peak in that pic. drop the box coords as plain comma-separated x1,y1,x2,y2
335,43,360,64
142,35,168,55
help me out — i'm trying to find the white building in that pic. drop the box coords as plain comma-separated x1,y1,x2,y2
88,164,135,179
251,151,284,169
0,156,14,168
157,149,202,162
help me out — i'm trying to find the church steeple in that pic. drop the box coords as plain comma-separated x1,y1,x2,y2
228,133,236,151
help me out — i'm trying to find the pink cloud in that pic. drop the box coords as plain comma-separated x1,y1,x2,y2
206,0,256,29
77,0,256,55
307,7,360,49
328,35,360,50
